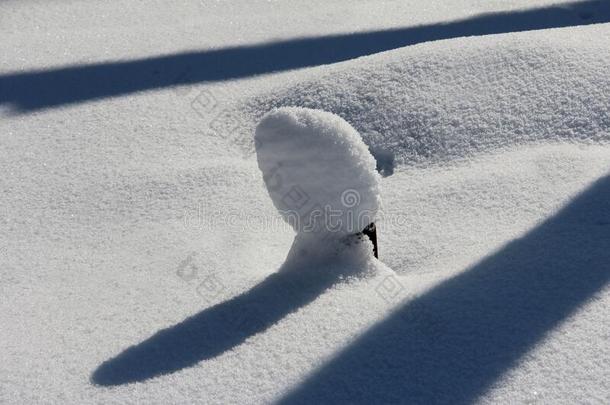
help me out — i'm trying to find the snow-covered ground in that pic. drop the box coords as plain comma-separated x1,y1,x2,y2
1,1,609,404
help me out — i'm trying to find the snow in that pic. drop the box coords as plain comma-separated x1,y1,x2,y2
245,23,610,166
1,0,610,404
91,231,383,387
255,107,381,237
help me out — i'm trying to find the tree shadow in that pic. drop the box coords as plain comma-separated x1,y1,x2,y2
3,0,610,112
278,174,610,404
91,238,367,386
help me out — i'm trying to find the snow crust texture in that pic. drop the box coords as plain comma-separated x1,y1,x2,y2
2,1,610,404
248,24,610,166
255,107,381,237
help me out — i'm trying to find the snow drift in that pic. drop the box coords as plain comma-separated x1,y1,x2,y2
3,1,610,404
245,23,610,167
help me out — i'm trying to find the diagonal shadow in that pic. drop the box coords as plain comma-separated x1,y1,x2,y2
91,239,360,386
3,0,610,112
278,174,610,404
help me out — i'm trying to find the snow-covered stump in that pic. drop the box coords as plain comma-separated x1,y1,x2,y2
255,107,381,263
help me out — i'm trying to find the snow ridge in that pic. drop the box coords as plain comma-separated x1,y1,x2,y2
246,24,610,167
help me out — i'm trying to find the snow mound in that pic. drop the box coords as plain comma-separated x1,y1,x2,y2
255,107,381,238
246,24,610,167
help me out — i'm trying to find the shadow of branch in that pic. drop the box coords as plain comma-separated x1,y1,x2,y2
3,0,610,111
278,174,610,404
91,237,369,386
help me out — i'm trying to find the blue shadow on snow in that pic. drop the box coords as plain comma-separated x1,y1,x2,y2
278,175,610,404
2,0,610,112
91,246,346,386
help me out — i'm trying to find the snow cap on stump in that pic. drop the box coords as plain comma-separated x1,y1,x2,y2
255,107,381,238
